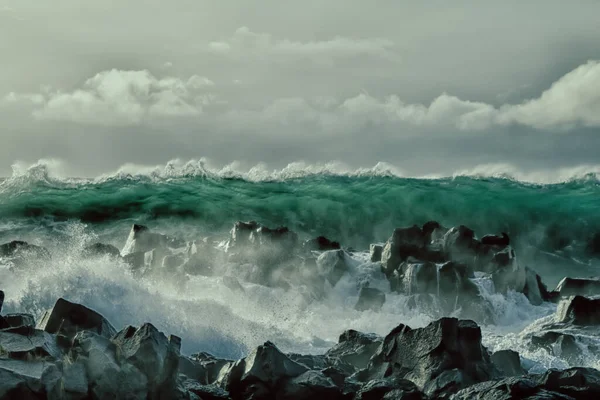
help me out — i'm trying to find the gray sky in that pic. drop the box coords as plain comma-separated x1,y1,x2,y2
1,0,599,178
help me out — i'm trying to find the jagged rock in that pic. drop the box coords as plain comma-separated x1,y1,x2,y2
37,298,117,339
370,244,383,262
381,226,426,276
1,313,36,335
182,380,231,400
279,370,341,400
113,324,181,398
60,362,89,399
554,277,600,298
531,332,582,366
72,331,148,399
354,378,424,400
317,250,353,287
304,236,341,251
83,242,121,258
121,224,186,256
523,268,550,306
0,359,61,398
219,341,308,399
287,354,328,370
557,296,600,326
449,376,559,400
361,318,495,396
0,330,62,360
489,247,527,294
442,226,479,266
0,240,50,260
179,352,232,385
536,367,600,398
481,233,510,247
355,287,386,312
491,350,525,377
326,330,382,371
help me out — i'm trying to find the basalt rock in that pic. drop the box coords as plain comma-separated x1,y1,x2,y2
37,297,117,339
360,318,496,397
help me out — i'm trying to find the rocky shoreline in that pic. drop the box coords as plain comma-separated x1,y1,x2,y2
1,220,600,398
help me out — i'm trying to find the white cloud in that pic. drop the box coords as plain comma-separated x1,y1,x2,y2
208,27,398,64
4,69,216,126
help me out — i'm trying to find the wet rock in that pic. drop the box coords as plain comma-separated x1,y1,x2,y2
287,354,328,370
490,350,525,377
121,224,186,256
317,250,353,287
326,330,382,372
83,242,121,258
355,287,386,312
354,378,424,400
0,359,61,398
536,367,600,398
0,290,4,313
1,313,36,335
523,267,550,306
557,295,600,326
182,380,231,400
531,332,582,366
279,370,341,399
113,324,181,398
442,226,479,266
304,236,341,251
481,233,510,247
0,330,62,360
37,298,117,339
554,277,600,298
0,240,50,260
60,362,89,399
370,244,383,262
227,221,260,250
362,318,495,395
449,376,554,400
220,341,308,399
179,352,232,385
72,331,148,399
381,226,426,276
489,247,527,294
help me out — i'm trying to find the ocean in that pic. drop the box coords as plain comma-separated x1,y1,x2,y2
1,160,599,372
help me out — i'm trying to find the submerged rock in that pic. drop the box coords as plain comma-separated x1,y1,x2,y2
355,287,386,312
83,242,121,258
0,240,50,260
37,297,117,339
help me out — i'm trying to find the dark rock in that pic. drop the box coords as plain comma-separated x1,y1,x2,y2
121,224,186,256
490,350,525,377
317,250,352,287
0,359,61,398
449,376,557,400
279,370,342,400
0,290,3,314
71,331,148,399
557,296,600,326
361,318,495,395
60,361,89,399
2,313,35,330
442,226,479,266
180,352,232,385
287,354,328,370
554,277,600,298
113,324,181,398
523,268,550,306
586,232,600,256
531,332,582,366
481,233,510,247
182,380,231,400
0,240,50,260
304,236,341,251
219,341,308,399
381,226,425,276
83,242,121,258
228,221,260,249
536,367,600,398
354,378,424,400
0,329,62,360
355,287,386,312
489,247,527,294
370,244,383,262
37,298,117,339
326,330,383,371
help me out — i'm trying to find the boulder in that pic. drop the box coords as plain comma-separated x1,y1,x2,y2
0,240,50,260
554,277,600,298
1,313,36,335
83,243,121,258
536,367,600,398
489,247,527,294
354,378,424,400
480,233,510,247
361,318,495,396
279,370,341,400
182,380,231,400
71,331,148,399
381,226,425,276
531,332,583,366
60,362,89,399
317,250,353,287
490,350,525,377
0,359,61,398
523,268,550,306
37,298,117,339
370,244,383,262
179,352,232,385
121,224,185,256
304,236,341,252
557,296,600,326
355,287,386,312
219,341,308,399
113,324,181,398
326,330,382,371
286,354,327,371
0,330,62,360
442,226,479,266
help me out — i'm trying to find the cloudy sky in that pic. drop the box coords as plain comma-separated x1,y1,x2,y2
1,0,599,177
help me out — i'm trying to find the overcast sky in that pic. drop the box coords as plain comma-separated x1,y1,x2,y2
1,1,599,178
